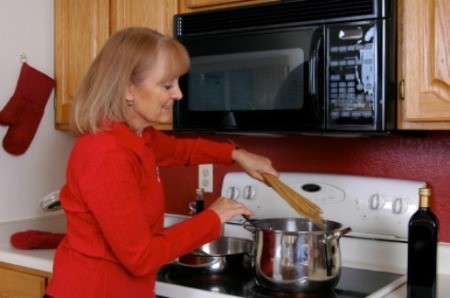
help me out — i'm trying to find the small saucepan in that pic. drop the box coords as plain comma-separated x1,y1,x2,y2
175,236,253,277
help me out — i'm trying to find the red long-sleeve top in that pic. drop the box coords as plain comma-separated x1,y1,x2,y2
46,122,235,297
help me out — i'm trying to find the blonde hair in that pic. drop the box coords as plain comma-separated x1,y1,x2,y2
70,27,190,135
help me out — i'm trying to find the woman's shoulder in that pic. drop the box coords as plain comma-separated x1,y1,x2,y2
73,123,142,156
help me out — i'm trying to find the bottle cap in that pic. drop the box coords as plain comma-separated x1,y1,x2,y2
419,188,431,196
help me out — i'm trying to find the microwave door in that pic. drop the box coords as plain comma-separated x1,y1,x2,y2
221,73,235,130
175,26,326,132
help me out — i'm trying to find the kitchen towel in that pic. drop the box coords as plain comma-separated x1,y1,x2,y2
0,62,54,155
10,230,65,249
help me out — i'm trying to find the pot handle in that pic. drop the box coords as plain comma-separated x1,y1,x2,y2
242,215,257,233
243,221,256,233
323,227,352,242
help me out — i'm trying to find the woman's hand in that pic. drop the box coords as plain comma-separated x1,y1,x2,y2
208,196,255,224
231,148,278,182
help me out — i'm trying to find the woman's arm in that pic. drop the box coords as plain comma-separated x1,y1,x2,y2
151,128,235,166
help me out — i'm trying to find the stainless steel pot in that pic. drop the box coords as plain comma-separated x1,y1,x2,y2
176,236,253,276
244,218,351,293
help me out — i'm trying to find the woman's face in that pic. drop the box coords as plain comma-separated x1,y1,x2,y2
125,58,183,134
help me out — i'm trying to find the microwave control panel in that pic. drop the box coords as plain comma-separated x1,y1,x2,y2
326,22,380,130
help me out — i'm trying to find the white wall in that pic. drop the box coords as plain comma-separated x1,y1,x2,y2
0,0,75,222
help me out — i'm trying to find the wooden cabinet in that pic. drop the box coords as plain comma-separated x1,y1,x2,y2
109,0,178,131
111,0,177,34
0,261,51,298
179,0,275,13
54,0,110,130
398,0,450,129
54,0,177,130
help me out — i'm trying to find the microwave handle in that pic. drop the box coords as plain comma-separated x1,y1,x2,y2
308,29,324,119
309,29,323,102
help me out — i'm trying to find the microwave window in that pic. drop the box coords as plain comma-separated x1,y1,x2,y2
187,49,304,111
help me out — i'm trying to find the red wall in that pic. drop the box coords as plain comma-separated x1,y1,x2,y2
160,131,450,242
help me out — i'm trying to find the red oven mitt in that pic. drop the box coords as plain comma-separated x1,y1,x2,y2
10,230,66,249
0,63,54,155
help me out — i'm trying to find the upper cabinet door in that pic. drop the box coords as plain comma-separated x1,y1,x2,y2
179,0,275,13
54,0,110,129
111,0,177,36
55,0,177,130
110,0,177,131
399,0,450,129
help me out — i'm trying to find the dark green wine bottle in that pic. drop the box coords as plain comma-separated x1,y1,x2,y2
407,188,438,298
195,188,205,214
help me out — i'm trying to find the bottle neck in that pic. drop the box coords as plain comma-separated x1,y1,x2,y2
195,188,204,201
419,195,430,208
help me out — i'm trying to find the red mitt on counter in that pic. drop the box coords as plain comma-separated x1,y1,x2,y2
10,230,65,249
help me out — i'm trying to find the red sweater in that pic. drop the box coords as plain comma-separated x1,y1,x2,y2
46,122,235,297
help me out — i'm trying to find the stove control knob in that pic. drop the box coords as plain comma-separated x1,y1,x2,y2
392,197,408,214
243,185,256,200
369,194,385,210
227,186,240,200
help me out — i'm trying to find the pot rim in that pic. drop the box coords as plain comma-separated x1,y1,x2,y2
190,236,253,256
248,217,342,235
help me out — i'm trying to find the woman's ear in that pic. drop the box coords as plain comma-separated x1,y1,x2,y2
124,82,135,100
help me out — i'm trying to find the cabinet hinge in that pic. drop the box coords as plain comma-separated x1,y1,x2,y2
400,80,405,100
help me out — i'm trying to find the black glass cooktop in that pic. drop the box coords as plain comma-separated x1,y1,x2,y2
157,264,403,298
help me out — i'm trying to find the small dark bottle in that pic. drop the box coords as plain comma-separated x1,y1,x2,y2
407,187,439,298
195,188,205,214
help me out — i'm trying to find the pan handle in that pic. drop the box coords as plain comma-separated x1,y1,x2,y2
174,256,222,268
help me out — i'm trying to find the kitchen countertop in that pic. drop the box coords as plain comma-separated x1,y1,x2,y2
387,274,450,298
0,213,65,272
386,242,450,298
0,245,55,272
1,214,449,297
0,213,188,272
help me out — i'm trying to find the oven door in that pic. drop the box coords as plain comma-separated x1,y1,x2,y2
174,27,325,133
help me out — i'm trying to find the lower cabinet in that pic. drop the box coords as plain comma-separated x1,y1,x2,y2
0,261,51,298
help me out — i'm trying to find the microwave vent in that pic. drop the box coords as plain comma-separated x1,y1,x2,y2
175,0,386,37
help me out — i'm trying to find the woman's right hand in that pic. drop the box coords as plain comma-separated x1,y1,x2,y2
208,196,254,224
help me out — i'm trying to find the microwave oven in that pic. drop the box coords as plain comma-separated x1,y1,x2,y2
173,0,397,134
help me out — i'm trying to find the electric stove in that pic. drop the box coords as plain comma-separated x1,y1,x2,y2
156,172,425,298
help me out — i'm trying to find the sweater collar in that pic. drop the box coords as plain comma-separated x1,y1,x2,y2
107,122,154,156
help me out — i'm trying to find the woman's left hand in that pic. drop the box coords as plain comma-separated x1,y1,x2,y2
231,148,278,182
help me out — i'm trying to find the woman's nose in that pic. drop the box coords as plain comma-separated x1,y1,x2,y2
172,85,183,101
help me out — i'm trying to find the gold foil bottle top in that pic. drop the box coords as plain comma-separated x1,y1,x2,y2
419,187,431,196
419,187,431,208
196,188,204,197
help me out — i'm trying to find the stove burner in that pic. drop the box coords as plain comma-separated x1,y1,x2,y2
162,263,253,283
158,262,254,296
252,285,338,298
157,265,404,298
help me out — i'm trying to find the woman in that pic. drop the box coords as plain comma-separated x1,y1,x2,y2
45,27,278,297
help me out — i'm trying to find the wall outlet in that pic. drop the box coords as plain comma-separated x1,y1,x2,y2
198,164,213,192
